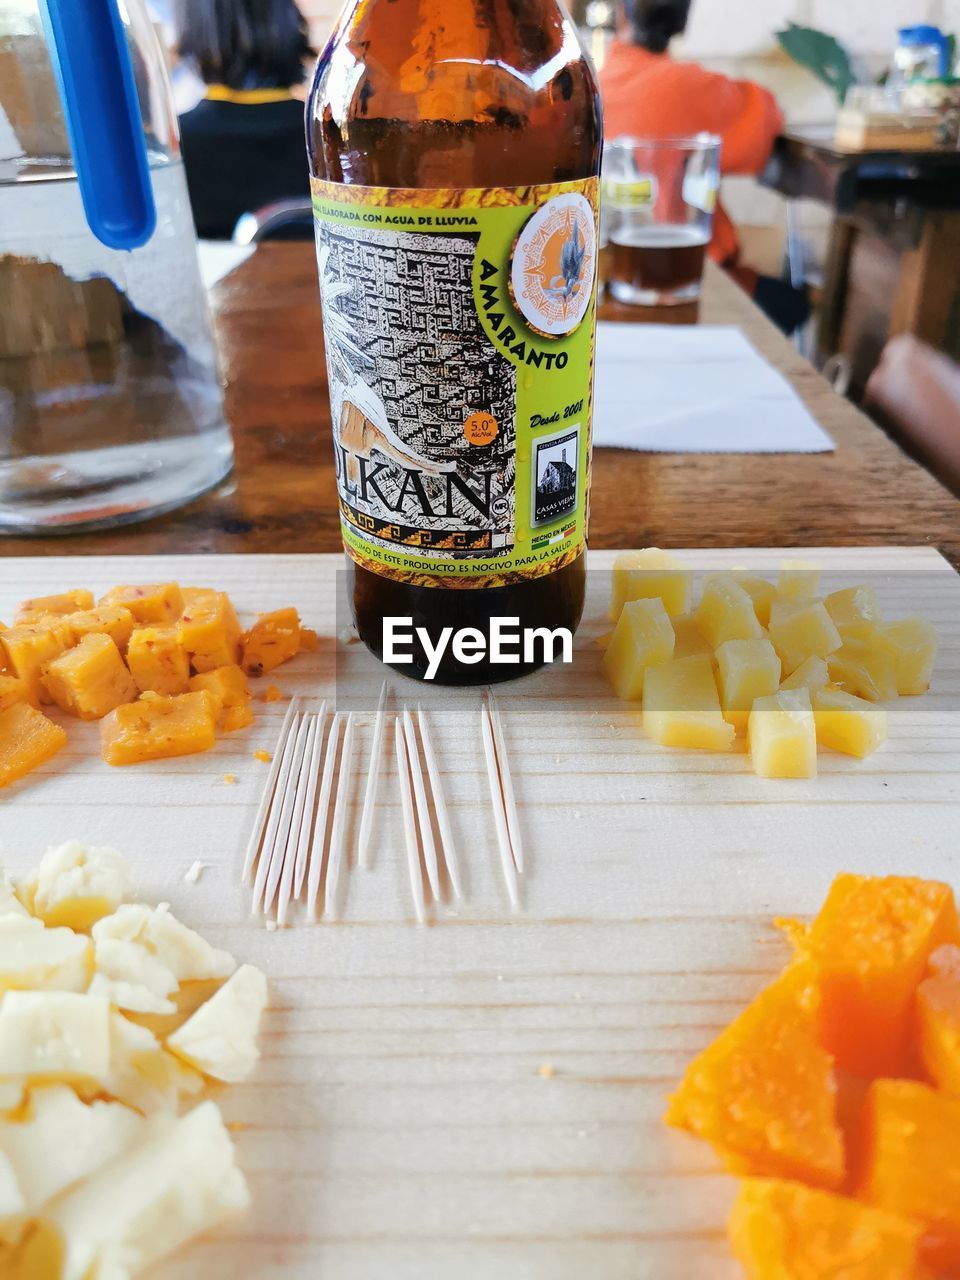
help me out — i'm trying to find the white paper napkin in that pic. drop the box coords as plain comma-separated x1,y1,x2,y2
592,322,834,454
197,240,256,290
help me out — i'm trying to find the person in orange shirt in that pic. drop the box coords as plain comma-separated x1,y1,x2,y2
602,0,809,333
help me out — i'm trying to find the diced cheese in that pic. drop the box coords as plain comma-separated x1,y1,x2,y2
104,1013,202,1116
44,1101,250,1280
881,617,938,696
0,1086,143,1214
92,904,235,983
23,841,129,931
0,676,27,714
0,1149,23,1219
748,688,817,779
609,549,692,622
89,938,179,1015
695,576,763,649
168,965,267,1083
0,992,111,1083
828,631,898,703
642,654,736,752
0,873,30,924
601,598,675,700
812,686,888,759
824,584,883,630
99,583,183,626
715,637,781,733
126,626,190,697
671,613,713,660
777,558,821,601
14,591,94,623
730,572,778,628
0,924,91,997
779,655,830,692
768,599,842,676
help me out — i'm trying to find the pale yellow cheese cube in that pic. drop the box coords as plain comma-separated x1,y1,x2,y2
748,688,817,779
642,654,736,752
731,572,778,627
768,599,842,675
811,686,888,758
828,631,898,702
880,617,938,696
824,584,882,630
609,549,692,621
780,655,830,692
602,599,675,700
715,637,782,733
777,559,821,602
672,613,713,660
695,575,763,649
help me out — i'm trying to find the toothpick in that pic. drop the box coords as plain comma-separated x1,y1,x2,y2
250,707,303,913
403,704,440,900
306,712,342,921
325,712,355,918
292,706,325,899
488,690,524,874
395,716,426,925
242,695,300,884
417,704,463,900
480,702,519,909
271,715,313,924
357,680,387,870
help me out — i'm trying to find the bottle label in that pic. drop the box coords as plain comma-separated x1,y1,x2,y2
311,177,599,588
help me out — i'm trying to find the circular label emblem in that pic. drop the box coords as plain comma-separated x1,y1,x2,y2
510,192,597,338
463,411,499,446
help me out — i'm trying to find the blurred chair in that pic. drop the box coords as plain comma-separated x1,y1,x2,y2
233,199,315,245
865,335,960,497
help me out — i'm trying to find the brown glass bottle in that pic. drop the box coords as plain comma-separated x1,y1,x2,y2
307,0,602,684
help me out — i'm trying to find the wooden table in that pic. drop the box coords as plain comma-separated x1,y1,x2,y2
765,126,960,391
6,243,960,564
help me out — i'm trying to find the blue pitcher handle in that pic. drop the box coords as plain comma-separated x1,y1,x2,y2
39,0,157,251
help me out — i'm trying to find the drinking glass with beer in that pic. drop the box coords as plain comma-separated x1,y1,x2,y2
603,134,721,307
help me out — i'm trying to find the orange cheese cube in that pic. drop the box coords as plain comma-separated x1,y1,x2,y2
241,608,302,677
14,590,94,623
915,944,960,1093
99,691,218,765
99,583,183,625
42,634,138,721
0,620,73,705
222,704,255,733
665,960,844,1188
729,1177,929,1280
0,675,28,712
798,874,960,1078
62,605,136,654
188,664,252,730
299,627,321,653
178,589,242,673
126,626,190,696
854,1079,960,1271
0,702,67,788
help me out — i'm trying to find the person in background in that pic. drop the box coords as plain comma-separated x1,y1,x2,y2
602,0,809,333
175,0,315,240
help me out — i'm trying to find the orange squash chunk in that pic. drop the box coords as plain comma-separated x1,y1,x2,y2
854,1079,960,1271
14,589,94,623
42,634,137,721
915,944,960,1093
729,1178,930,1280
665,959,843,1188
188,664,252,731
241,608,302,676
126,626,190,696
178,589,242,673
0,675,28,712
100,691,218,765
0,702,67,788
99,582,183,625
798,874,960,1078
0,620,73,705
62,605,136,654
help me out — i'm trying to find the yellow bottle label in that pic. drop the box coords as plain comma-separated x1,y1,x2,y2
312,177,600,588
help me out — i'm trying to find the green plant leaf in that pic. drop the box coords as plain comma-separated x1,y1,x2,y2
776,23,857,104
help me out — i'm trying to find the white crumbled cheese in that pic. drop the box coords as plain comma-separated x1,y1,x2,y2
0,1147,24,1218
88,937,179,1015
45,1101,251,1280
0,991,111,1082
105,1013,202,1117
93,904,235,983
0,1081,23,1113
22,841,130,931
167,965,267,1084
0,1085,144,1213
183,861,208,886
0,870,31,923
0,923,92,996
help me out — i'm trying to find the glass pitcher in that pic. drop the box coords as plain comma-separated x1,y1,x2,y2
0,0,233,533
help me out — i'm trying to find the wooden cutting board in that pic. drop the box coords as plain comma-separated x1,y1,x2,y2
1,547,959,1280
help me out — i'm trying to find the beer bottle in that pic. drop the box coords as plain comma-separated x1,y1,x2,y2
307,0,602,684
